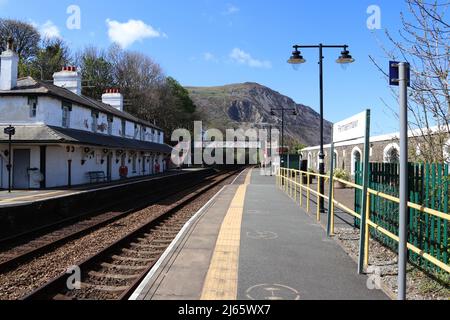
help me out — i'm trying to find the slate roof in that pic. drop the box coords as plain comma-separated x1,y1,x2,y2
0,77,163,131
0,125,172,154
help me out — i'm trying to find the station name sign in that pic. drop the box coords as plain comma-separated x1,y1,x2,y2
333,111,367,143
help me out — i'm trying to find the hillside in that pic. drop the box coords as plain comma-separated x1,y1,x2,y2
186,82,332,147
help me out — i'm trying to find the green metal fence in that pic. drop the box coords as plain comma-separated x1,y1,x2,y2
355,162,449,273
281,154,302,170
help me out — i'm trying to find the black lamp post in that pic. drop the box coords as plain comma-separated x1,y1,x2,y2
288,43,354,213
4,125,16,193
271,107,298,168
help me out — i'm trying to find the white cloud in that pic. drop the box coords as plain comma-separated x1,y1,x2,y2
224,4,240,15
229,48,271,69
106,19,164,48
33,20,61,39
204,52,218,62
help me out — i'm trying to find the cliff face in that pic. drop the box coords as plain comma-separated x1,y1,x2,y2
186,82,332,146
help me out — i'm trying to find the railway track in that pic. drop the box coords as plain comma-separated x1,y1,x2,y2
0,170,220,272
22,169,242,300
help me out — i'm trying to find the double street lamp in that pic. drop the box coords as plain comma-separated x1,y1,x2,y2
287,43,355,213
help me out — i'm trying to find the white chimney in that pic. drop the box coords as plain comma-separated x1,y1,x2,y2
53,66,82,95
0,38,19,91
102,89,124,112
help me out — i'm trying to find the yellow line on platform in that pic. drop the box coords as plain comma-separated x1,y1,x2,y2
200,169,252,300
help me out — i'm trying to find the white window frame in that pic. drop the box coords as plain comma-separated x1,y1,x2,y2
351,146,363,176
62,102,72,128
333,150,339,170
134,124,139,139
28,96,38,118
121,120,126,137
107,116,113,135
383,143,400,163
91,111,99,133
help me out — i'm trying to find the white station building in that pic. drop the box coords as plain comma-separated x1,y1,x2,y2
0,39,172,190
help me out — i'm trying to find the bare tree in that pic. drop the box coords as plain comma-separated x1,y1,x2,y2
0,19,40,60
371,0,449,163
106,45,196,138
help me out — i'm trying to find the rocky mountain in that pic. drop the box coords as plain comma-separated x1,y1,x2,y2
186,82,332,147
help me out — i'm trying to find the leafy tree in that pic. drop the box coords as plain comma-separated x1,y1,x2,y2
166,77,196,114
25,38,72,80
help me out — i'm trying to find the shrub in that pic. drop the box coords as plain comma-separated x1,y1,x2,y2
334,168,350,181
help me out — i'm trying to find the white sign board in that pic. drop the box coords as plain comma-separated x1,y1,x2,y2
333,111,367,143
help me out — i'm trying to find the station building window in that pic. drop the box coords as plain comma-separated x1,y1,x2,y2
333,151,339,170
351,147,362,176
91,111,99,133
62,101,72,128
121,120,126,137
28,96,38,118
383,143,400,163
107,116,113,135
134,124,139,139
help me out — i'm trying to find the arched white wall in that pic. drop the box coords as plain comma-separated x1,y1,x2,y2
383,143,400,163
333,150,339,169
316,153,320,170
351,146,362,176
307,152,312,169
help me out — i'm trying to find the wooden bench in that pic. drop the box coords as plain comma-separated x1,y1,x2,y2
87,171,107,184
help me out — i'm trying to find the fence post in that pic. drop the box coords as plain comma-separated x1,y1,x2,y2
294,171,297,202
358,109,371,275
300,170,303,207
307,172,310,213
364,192,371,267
398,62,410,300
317,176,321,221
327,142,335,236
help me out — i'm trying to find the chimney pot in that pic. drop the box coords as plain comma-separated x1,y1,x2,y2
102,88,124,112
6,37,14,51
53,66,82,95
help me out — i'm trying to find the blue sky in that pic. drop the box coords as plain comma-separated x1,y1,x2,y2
0,0,409,135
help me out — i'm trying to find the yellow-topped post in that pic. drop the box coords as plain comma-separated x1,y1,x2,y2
317,176,321,221
300,171,303,207
364,192,371,267
306,172,310,213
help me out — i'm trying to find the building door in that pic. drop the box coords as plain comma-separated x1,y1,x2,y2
13,149,30,189
142,156,147,175
0,156,3,189
107,154,112,181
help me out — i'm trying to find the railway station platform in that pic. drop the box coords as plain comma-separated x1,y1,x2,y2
0,169,202,208
131,169,389,301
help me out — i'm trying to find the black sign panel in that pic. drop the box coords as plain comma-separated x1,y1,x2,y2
389,61,410,87
4,126,15,136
